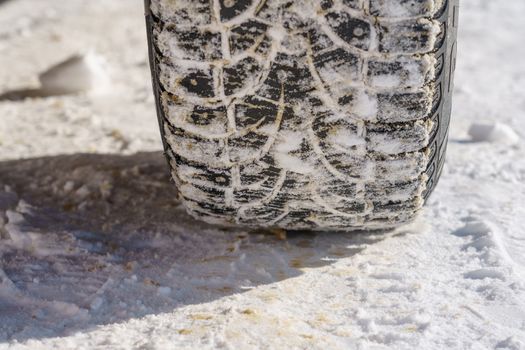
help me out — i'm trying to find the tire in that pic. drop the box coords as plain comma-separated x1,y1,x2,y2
145,0,459,230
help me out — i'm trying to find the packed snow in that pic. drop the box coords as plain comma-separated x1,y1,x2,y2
0,0,524,349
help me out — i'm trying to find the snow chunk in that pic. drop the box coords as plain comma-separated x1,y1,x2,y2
468,122,520,145
39,53,111,96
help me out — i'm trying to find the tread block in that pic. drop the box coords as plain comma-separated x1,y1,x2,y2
179,183,226,205
372,197,422,214
157,26,222,61
158,63,215,98
256,54,315,101
306,27,335,52
177,164,231,188
228,131,269,162
239,162,280,186
378,18,439,54
164,124,229,166
325,153,373,179
150,0,212,26
185,198,237,217
337,89,378,121
220,0,253,21
313,113,366,152
325,11,372,50
377,90,432,123
314,48,362,87
179,70,216,98
163,100,229,135
375,152,427,181
223,57,261,96
365,179,423,202
369,0,436,18
367,120,430,155
229,20,269,56
255,1,311,30
234,188,271,204
319,178,358,198
333,200,368,215
342,0,364,10
234,95,279,129
366,56,434,89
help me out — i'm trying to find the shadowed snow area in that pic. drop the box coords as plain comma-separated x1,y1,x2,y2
1,152,383,342
1,0,525,349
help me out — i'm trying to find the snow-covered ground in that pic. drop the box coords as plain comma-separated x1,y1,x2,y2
1,0,524,348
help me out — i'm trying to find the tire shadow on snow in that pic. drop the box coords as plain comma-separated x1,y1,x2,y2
0,152,394,343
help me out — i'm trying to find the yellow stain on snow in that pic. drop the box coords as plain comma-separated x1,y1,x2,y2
241,308,257,316
257,291,278,303
290,258,304,268
189,314,213,321
329,267,359,277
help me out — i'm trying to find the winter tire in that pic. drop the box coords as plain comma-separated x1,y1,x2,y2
145,0,459,230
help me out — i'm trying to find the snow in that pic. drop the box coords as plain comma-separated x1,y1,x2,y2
274,130,317,174
468,122,520,145
36,53,111,97
0,0,525,349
